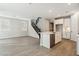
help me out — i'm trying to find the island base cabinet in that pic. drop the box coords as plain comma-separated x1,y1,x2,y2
40,32,55,48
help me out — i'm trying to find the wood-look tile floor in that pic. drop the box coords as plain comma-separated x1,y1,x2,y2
0,36,76,56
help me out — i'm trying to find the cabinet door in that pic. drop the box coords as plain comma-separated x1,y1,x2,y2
55,32,61,44
50,34,55,47
42,35,50,48
55,19,63,24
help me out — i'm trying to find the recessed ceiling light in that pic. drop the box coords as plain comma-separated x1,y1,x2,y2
49,9,52,13
67,3,71,5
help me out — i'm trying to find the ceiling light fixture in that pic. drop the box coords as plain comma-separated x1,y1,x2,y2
68,3,71,5
49,9,52,13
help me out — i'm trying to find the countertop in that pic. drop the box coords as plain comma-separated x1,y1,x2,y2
40,32,55,34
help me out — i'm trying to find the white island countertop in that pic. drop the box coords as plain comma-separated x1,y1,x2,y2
77,35,79,38
77,34,79,36
40,31,55,48
39,32,55,34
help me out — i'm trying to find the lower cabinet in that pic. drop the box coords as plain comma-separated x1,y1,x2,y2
55,32,62,44
40,32,55,48
40,32,62,48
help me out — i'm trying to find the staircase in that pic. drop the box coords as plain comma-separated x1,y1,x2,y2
31,17,41,38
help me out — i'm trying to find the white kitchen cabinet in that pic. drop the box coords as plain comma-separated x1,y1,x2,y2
40,32,55,48
55,32,62,44
40,32,62,48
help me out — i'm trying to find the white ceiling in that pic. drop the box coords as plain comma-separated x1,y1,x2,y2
0,3,79,19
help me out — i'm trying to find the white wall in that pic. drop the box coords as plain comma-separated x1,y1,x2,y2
0,16,29,39
28,20,39,39
37,18,50,32
71,12,79,41
27,18,50,39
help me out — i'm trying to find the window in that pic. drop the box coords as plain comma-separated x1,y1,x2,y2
21,21,27,31
0,19,10,32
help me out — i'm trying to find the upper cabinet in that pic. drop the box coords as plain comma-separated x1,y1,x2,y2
54,19,63,24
